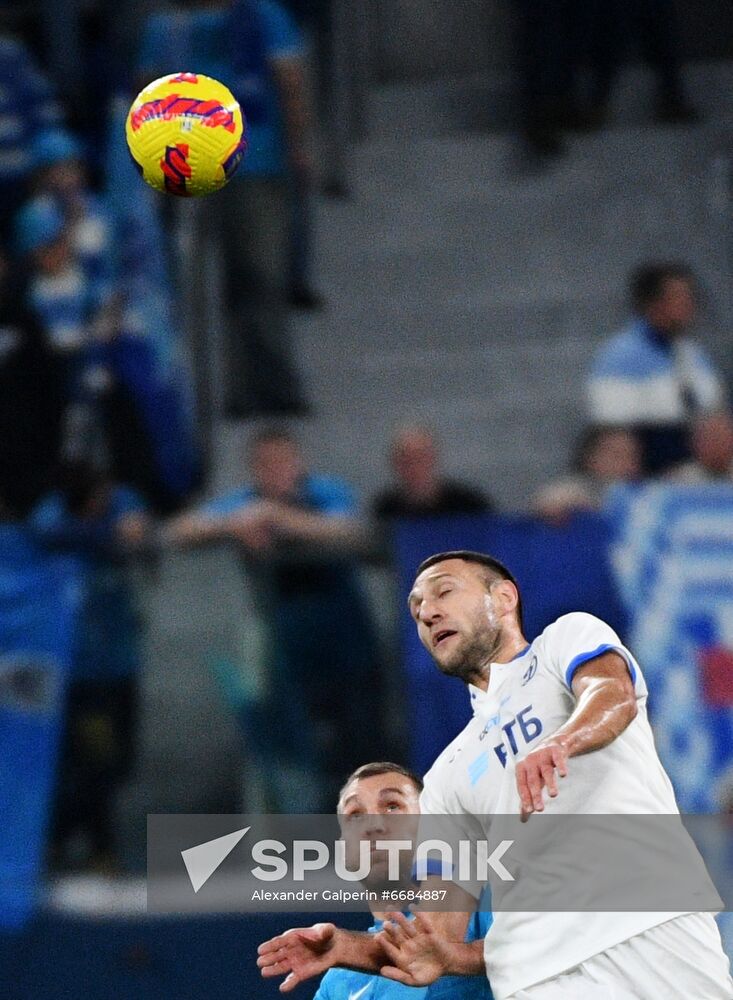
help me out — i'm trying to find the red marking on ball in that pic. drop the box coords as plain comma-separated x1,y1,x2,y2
160,143,192,196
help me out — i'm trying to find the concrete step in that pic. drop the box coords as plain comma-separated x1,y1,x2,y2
213,91,733,513
364,61,733,138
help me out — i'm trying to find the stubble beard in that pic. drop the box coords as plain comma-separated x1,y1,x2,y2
431,602,502,684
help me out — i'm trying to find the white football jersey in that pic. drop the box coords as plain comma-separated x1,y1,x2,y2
420,612,690,1000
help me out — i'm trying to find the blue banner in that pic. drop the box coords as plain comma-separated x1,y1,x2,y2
608,483,733,812
0,526,78,930
392,512,625,775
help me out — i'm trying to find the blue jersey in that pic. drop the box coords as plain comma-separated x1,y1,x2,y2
313,911,494,999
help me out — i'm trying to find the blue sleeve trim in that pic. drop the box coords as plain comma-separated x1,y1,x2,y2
412,858,449,880
565,643,637,689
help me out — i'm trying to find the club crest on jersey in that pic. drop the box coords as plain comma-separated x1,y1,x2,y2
521,655,538,686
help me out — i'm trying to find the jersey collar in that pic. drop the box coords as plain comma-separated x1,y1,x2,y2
468,644,532,709
509,643,532,662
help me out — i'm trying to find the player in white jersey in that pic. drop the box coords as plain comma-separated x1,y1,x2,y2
257,550,733,999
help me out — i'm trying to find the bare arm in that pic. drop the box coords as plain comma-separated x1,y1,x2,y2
516,650,638,819
165,499,280,551
257,902,476,989
163,512,230,547
257,924,386,991
556,650,638,756
268,502,367,549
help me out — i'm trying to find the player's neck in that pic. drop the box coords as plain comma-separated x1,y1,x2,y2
493,628,529,664
469,629,528,690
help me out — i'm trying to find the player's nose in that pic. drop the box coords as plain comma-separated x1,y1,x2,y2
418,600,441,624
364,815,388,836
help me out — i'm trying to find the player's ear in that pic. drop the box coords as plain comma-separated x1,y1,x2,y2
493,579,519,621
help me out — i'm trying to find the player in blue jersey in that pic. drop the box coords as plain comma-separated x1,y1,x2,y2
268,760,493,999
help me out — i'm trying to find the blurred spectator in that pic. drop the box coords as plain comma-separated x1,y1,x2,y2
586,262,725,474
15,194,97,356
31,460,149,873
373,424,493,519
533,426,642,524
513,1,696,155
671,411,733,484
29,128,115,310
512,0,570,156
0,245,64,516
136,0,311,418
14,190,195,512
15,192,112,467
584,0,697,128
167,426,384,810
281,0,328,307
282,0,349,198
0,34,64,235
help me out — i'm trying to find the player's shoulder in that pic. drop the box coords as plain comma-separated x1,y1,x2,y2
537,612,616,651
540,610,602,634
313,965,340,997
315,966,380,999
548,610,609,631
313,965,341,998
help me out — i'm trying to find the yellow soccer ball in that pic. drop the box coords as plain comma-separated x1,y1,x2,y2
125,73,247,197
